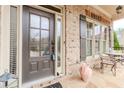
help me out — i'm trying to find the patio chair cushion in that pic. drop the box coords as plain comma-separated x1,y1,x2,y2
79,63,92,82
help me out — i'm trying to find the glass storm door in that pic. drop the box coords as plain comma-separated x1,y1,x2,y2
22,6,55,83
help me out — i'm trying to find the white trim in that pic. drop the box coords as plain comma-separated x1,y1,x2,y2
55,13,57,76
56,15,63,75
55,9,65,77
18,5,23,87
0,6,10,74
62,6,66,75
16,5,19,78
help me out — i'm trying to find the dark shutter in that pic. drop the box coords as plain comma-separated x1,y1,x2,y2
80,14,86,21
109,26,112,48
80,15,87,61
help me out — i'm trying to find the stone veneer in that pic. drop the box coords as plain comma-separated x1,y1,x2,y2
65,5,112,75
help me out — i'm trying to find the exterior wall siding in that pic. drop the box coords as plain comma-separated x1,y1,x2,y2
65,6,81,75
65,6,81,65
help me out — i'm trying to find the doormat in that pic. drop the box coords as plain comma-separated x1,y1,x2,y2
44,82,63,88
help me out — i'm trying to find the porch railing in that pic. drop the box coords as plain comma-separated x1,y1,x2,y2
113,47,124,53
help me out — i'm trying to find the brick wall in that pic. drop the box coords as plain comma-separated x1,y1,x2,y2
65,5,111,75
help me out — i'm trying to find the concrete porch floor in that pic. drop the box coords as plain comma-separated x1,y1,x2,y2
59,63,124,88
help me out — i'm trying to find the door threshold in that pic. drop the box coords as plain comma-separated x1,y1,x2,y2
22,76,55,88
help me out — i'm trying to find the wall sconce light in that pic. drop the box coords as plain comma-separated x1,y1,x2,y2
116,5,123,14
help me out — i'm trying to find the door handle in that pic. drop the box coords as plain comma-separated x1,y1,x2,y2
51,53,55,61
51,40,55,61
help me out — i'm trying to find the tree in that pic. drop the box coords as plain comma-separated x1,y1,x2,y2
113,31,120,50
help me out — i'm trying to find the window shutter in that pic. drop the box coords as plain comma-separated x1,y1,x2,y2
80,15,87,61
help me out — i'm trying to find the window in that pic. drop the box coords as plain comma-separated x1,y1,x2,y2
94,24,101,39
104,28,107,40
30,14,50,57
109,26,112,48
86,22,93,56
87,22,93,38
87,40,92,56
80,15,87,61
103,41,106,52
30,29,40,57
95,40,100,54
102,26,107,53
94,24,101,54
10,6,17,74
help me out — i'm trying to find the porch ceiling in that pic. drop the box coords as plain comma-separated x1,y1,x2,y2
98,5,124,21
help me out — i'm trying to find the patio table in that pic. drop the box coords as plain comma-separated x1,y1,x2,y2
105,52,124,64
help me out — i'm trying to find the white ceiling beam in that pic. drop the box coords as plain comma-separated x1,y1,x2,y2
91,5,112,18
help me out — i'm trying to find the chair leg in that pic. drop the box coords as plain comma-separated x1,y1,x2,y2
111,63,116,76
111,65,114,71
100,63,104,73
114,63,117,76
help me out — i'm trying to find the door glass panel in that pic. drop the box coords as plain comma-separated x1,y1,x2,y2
41,44,49,56
57,18,62,67
30,29,40,57
41,17,49,30
41,30,49,43
30,14,40,28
